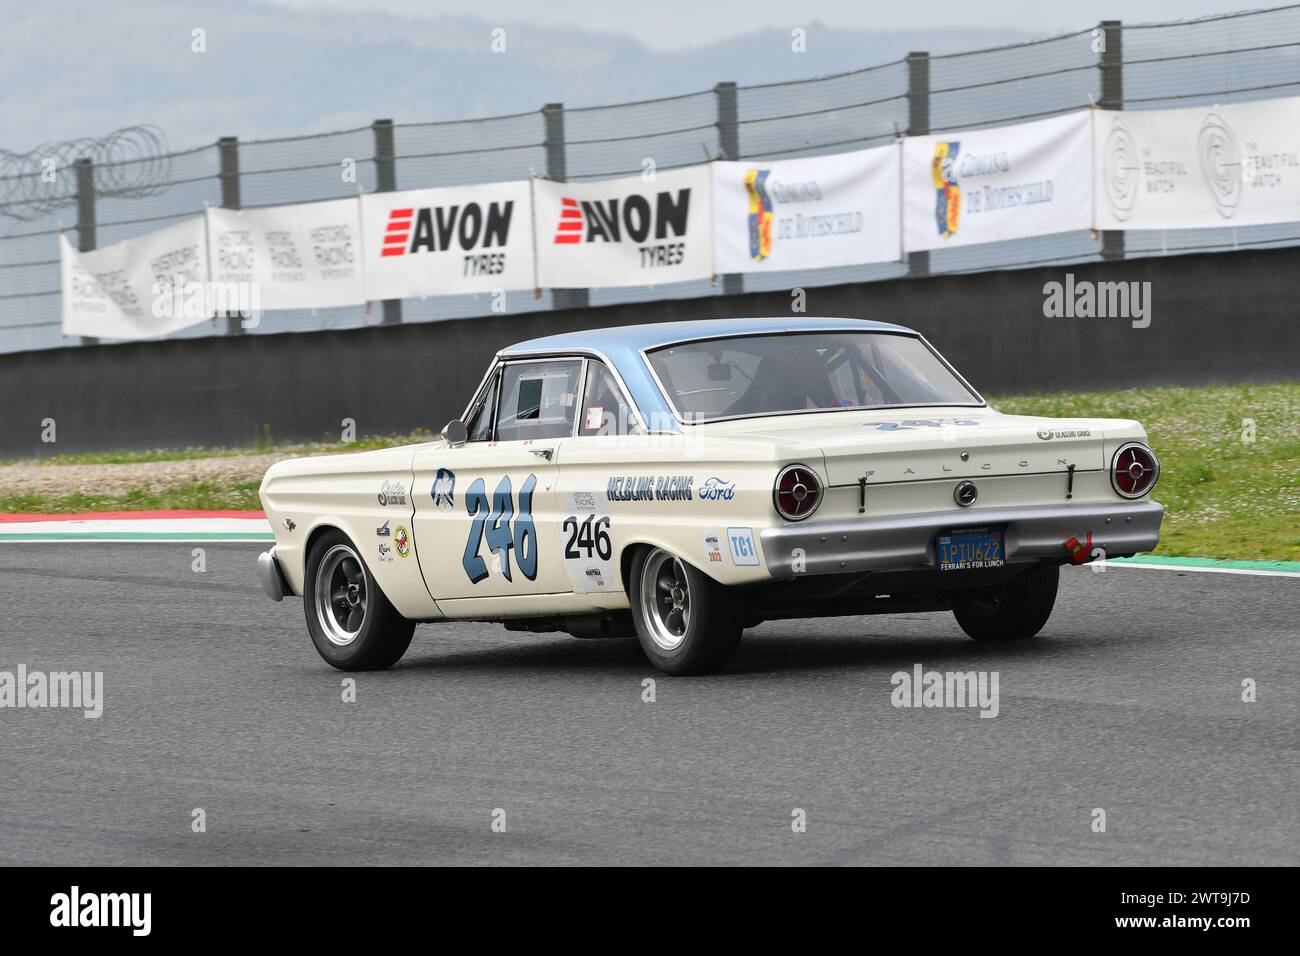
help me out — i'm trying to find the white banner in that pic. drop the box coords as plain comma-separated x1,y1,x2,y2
711,146,900,272
205,198,364,311
533,167,713,288
1093,98,1300,230
903,111,1092,252
360,181,535,298
60,217,211,340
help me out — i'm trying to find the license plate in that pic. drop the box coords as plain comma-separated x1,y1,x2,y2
936,527,1005,571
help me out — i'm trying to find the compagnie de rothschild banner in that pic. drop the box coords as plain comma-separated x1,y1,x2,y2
902,111,1093,252
1092,96,1300,230
711,146,901,272
531,167,714,288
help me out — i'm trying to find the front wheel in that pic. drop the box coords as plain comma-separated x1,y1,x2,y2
951,563,1059,642
304,530,415,670
629,547,742,675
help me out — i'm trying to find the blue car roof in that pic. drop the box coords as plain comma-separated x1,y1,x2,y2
498,317,916,428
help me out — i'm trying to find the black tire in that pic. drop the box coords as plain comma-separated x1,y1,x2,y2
629,546,742,675
303,529,415,670
951,563,1059,642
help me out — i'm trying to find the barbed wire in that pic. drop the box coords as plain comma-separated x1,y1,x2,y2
0,126,173,221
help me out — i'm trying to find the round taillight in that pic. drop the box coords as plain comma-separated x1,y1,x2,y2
1111,442,1160,498
774,464,822,521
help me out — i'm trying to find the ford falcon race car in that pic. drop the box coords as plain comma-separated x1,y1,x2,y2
257,317,1163,675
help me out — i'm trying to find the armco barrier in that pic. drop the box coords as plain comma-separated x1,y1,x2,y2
1,244,1295,458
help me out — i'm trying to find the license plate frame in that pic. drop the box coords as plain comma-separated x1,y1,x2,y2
936,526,1005,571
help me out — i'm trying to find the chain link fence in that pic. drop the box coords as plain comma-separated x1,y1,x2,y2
3,5,1300,354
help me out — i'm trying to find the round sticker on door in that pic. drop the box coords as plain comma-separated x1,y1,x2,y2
394,524,411,558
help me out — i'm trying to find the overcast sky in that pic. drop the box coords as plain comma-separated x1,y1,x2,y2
268,0,1243,50
0,0,1263,152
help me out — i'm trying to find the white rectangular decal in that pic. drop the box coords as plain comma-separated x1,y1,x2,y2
360,181,536,298
903,111,1093,252
533,167,713,288
562,491,617,594
206,198,364,311
60,217,211,340
726,527,760,567
712,146,900,272
1092,98,1300,230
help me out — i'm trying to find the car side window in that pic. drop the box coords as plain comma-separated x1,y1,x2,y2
465,370,500,442
495,360,583,442
578,361,641,436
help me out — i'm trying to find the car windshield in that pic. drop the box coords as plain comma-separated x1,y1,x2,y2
645,331,981,422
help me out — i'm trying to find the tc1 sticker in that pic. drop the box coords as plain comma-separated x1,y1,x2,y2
726,527,760,567
562,490,617,593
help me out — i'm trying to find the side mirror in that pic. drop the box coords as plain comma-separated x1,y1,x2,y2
441,419,468,447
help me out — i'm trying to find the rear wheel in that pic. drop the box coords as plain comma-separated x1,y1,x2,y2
304,530,414,670
951,563,1059,642
629,547,742,675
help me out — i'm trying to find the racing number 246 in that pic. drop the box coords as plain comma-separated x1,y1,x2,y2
462,475,538,584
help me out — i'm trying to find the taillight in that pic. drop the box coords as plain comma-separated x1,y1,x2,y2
1111,443,1159,498
774,464,822,521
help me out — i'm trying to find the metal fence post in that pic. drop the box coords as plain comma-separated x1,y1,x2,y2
217,136,244,335
1099,20,1125,262
715,81,744,297
372,119,402,325
73,157,98,346
544,103,590,311
906,52,931,279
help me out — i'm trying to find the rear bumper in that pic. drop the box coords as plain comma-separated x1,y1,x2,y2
760,499,1163,578
257,547,289,601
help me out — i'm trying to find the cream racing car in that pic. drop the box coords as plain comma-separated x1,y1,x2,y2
257,317,1162,674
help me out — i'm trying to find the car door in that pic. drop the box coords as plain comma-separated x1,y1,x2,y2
411,357,581,602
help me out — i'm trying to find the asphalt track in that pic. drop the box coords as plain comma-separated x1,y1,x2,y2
1,543,1296,866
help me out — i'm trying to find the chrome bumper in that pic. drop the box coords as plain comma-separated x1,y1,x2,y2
760,499,1164,578
257,547,288,601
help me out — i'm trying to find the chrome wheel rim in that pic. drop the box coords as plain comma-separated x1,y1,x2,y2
639,550,691,651
314,544,367,647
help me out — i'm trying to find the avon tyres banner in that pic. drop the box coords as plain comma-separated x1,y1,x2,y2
60,216,211,340
206,199,364,311
360,181,535,298
903,111,1092,252
711,146,901,272
1093,98,1300,230
533,167,713,288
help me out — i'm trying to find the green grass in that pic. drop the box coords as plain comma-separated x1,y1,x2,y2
990,382,1300,562
5,384,1296,562
0,481,265,513
4,429,436,467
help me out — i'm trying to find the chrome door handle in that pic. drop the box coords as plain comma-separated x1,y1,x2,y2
529,448,554,461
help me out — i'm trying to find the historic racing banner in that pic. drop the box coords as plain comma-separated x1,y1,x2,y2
60,216,211,340
1092,97,1300,230
711,146,900,271
533,167,713,288
360,180,535,298
902,111,1092,252
206,198,364,311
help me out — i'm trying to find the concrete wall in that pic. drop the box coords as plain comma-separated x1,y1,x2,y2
2,245,1296,457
